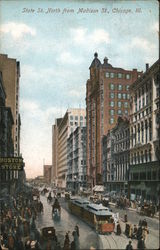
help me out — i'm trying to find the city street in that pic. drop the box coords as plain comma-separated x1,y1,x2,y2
35,195,159,249
36,195,99,249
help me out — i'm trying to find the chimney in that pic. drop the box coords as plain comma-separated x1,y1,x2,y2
146,63,149,71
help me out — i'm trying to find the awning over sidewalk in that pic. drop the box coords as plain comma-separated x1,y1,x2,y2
93,185,104,192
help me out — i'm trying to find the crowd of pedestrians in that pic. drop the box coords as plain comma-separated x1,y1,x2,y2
0,188,81,250
122,217,149,250
0,190,43,249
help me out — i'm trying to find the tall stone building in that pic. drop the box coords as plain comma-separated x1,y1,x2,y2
52,118,62,185
0,71,15,194
0,54,21,157
43,165,52,184
0,54,24,188
86,53,142,188
103,117,130,194
0,71,14,157
129,60,160,202
66,126,87,192
52,108,86,188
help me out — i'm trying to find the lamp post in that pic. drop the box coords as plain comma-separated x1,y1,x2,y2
74,175,77,195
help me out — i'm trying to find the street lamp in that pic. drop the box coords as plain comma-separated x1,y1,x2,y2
74,175,77,195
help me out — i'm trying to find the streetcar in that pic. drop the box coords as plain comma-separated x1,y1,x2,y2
68,198,116,234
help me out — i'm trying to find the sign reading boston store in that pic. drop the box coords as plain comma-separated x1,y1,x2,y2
0,157,24,171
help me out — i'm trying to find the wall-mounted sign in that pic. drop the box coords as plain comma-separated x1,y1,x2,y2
0,157,24,171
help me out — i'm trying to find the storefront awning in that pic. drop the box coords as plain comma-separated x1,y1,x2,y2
93,185,104,192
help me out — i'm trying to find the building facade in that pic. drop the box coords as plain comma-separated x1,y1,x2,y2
0,54,22,187
0,71,15,194
52,108,86,188
66,126,87,192
103,117,130,194
129,60,160,203
0,54,21,157
43,165,52,184
86,53,142,188
102,132,113,188
52,118,62,185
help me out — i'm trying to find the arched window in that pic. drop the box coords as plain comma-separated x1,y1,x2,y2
138,124,140,142
145,120,148,143
149,118,152,141
134,153,137,164
149,149,152,162
145,150,148,163
137,152,140,163
141,151,144,163
134,125,137,144
141,122,144,143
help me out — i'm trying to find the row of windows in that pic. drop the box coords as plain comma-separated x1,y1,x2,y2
110,101,129,108
131,171,158,181
109,83,130,91
110,109,128,115
106,72,131,79
70,115,85,121
110,92,130,99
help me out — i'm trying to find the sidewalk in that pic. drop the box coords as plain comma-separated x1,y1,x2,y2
109,202,159,219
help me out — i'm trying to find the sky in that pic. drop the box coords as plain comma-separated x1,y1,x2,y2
0,0,159,178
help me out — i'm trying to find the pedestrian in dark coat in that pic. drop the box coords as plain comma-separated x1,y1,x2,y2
138,219,142,227
124,213,128,223
75,224,79,237
63,232,70,250
137,226,142,240
137,236,145,250
71,240,76,250
142,219,147,227
126,240,133,250
116,222,122,235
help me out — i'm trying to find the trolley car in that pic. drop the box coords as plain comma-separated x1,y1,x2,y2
68,198,116,234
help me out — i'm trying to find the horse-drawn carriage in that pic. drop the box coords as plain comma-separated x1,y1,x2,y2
139,204,155,217
52,198,61,220
65,192,70,201
39,227,58,249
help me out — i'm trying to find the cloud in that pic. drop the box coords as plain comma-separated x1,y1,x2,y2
129,37,155,51
56,51,83,65
0,22,36,40
70,27,110,47
152,22,159,33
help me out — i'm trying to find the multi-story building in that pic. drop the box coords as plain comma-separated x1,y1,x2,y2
52,118,62,185
111,117,130,194
103,117,130,194
129,60,160,203
0,54,21,157
86,53,142,188
0,54,22,187
52,108,86,188
102,132,113,188
43,165,52,184
0,71,15,194
66,126,87,192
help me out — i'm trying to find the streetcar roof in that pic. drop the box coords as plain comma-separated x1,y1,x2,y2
85,203,113,216
73,198,90,206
